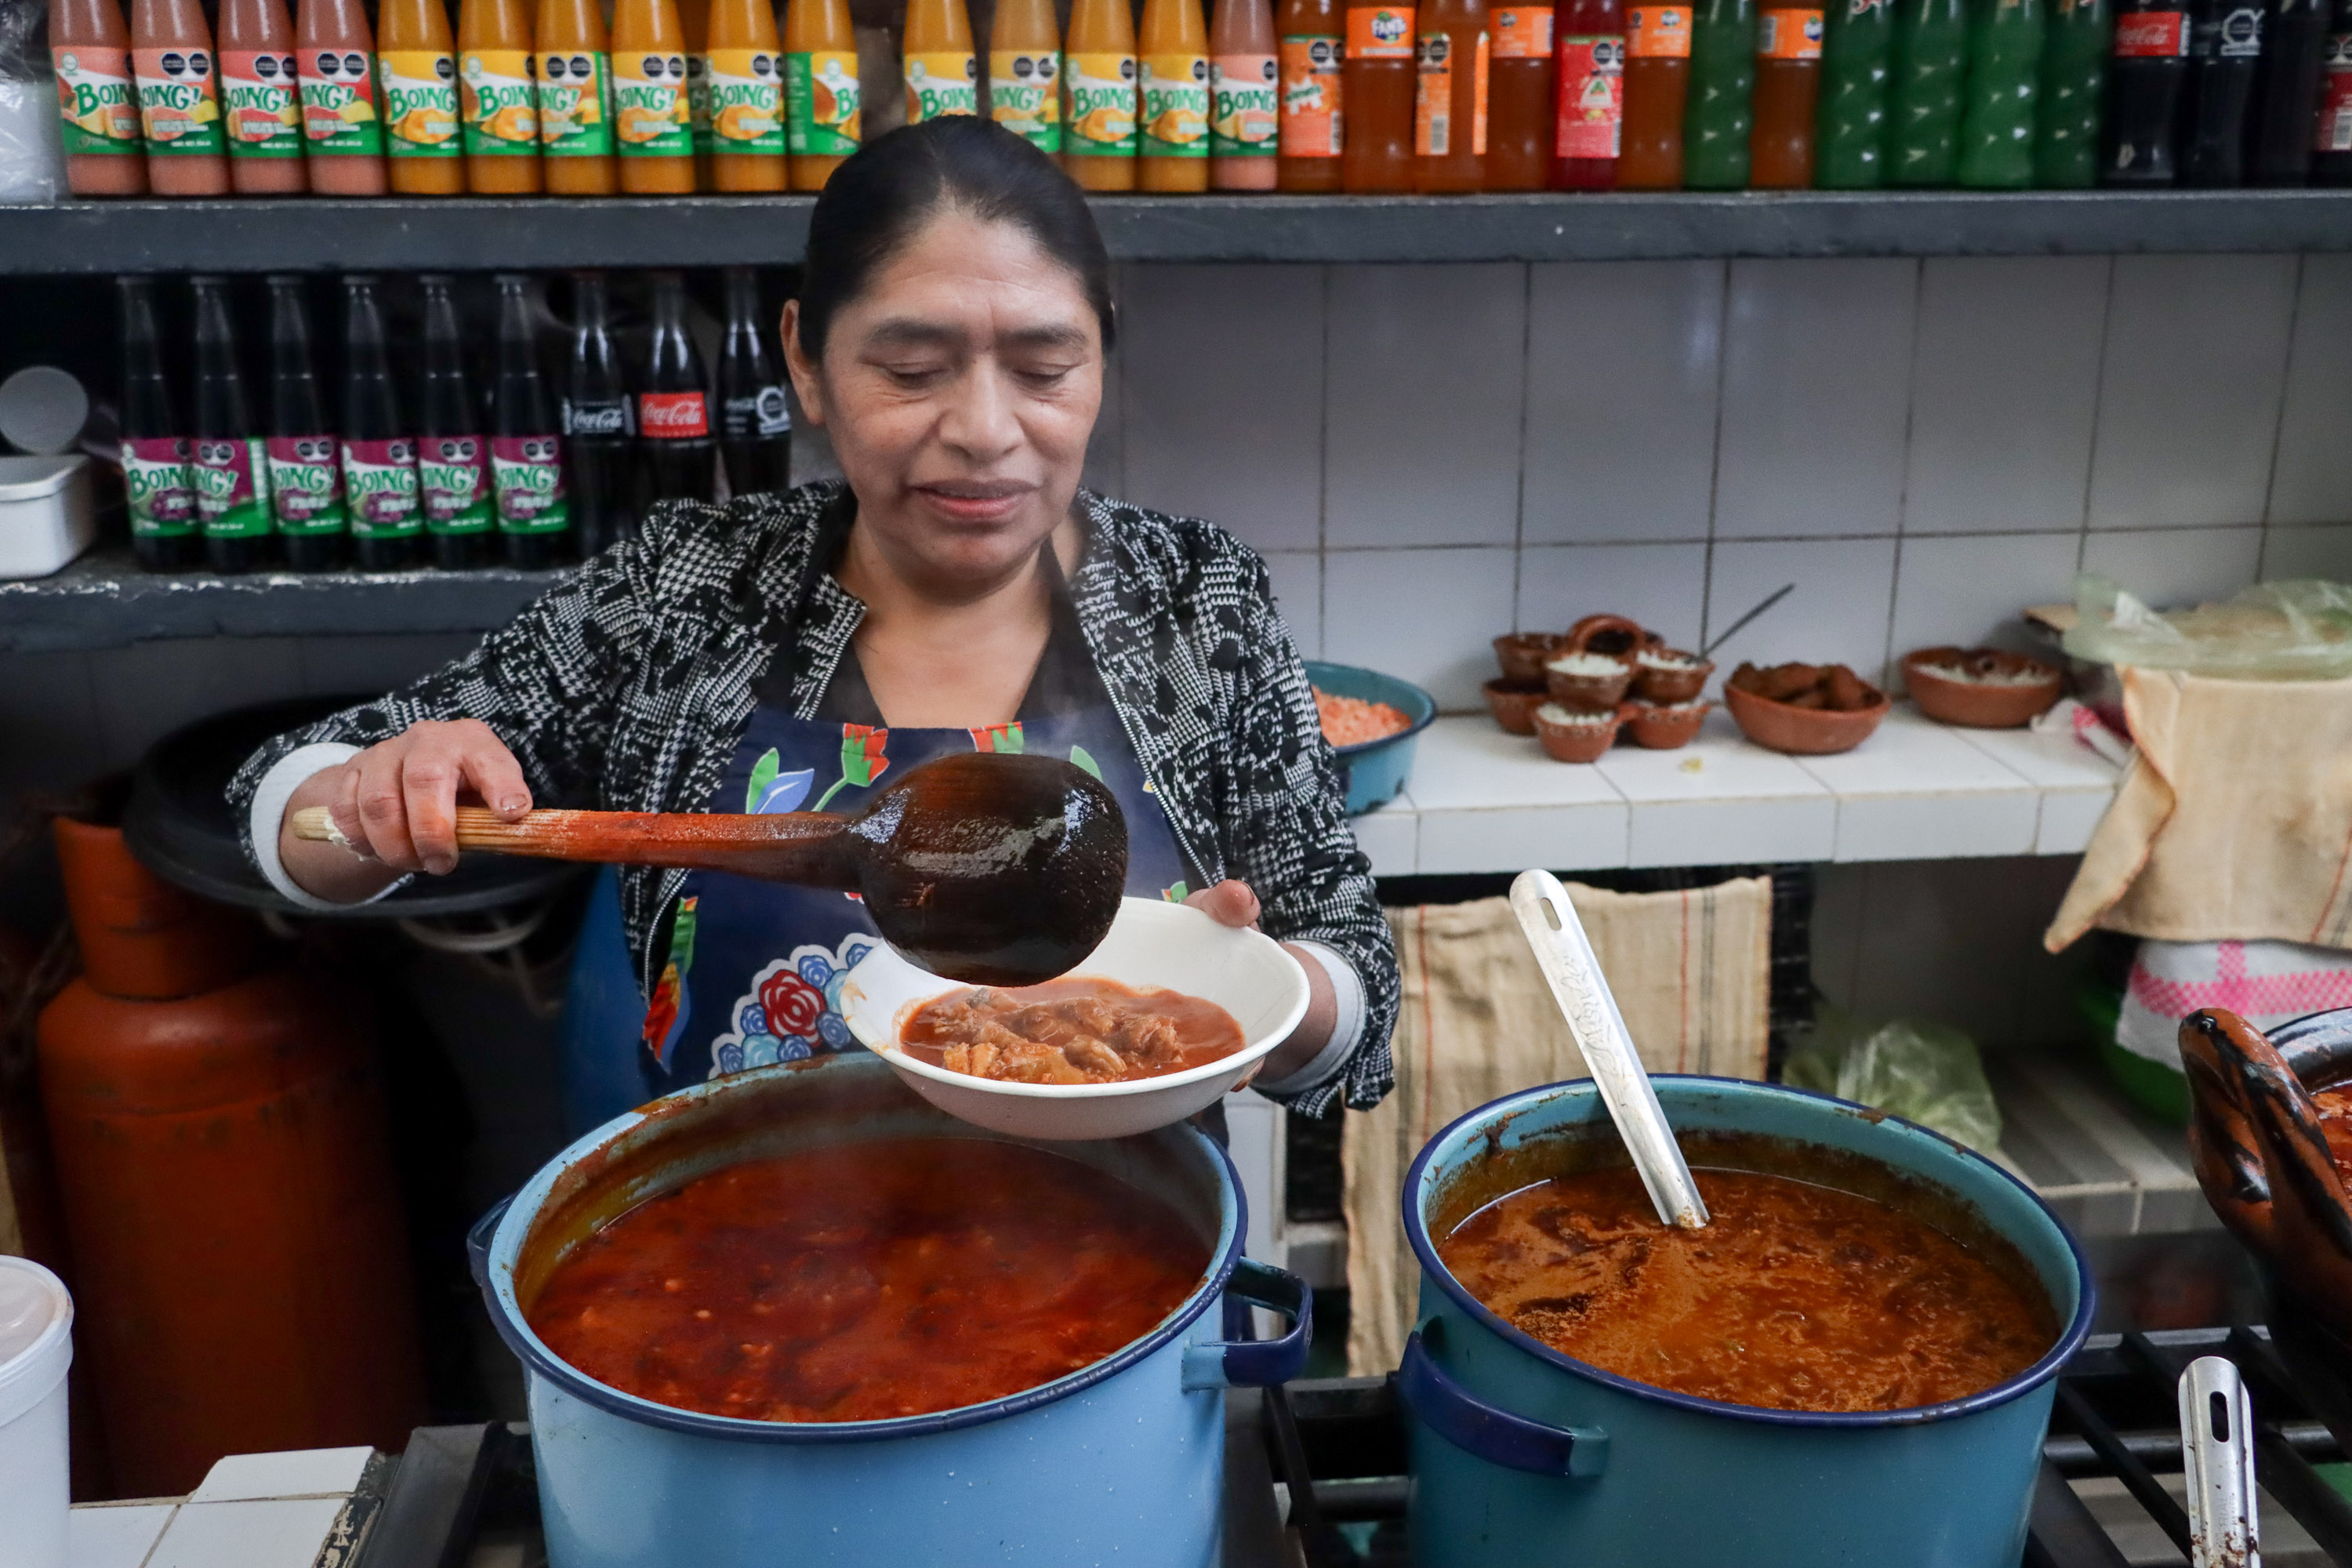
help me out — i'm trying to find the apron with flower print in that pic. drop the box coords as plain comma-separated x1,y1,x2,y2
633,699,1194,1098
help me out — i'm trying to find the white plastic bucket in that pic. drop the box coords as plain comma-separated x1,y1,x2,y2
0,1256,74,1568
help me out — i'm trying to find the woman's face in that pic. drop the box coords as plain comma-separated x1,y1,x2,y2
786,209,1103,593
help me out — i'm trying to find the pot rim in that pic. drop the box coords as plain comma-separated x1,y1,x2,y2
1402,1074,2096,1429
478,1058,1248,1446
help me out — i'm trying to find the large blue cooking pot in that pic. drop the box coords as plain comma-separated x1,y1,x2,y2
469,1051,1308,1568
1398,1076,2094,1568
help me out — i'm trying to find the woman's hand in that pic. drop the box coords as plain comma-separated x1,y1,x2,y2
1183,880,1338,1087
278,719,535,902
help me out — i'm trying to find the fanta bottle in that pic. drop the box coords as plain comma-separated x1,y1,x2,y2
459,0,541,191
1617,0,1691,183
52,0,149,195
378,0,465,192
782,0,859,189
1210,0,1280,186
131,0,231,194
1276,0,1344,188
904,0,981,125
296,0,388,194
708,0,787,188
537,0,618,193
612,0,695,191
1141,0,1213,187
1341,0,1417,187
1484,0,1555,187
1413,0,1488,187
1064,0,1138,185
219,0,305,193
991,0,1064,154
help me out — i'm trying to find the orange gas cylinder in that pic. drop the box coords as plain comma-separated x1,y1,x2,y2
36,818,425,1497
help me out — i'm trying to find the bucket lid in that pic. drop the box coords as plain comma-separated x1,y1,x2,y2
0,366,90,456
0,454,88,503
0,1257,72,1427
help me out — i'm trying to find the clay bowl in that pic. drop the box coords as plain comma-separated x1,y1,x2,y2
1543,650,1635,713
1633,647,1715,705
1482,679,1549,736
1533,701,1624,764
1723,681,1889,756
1627,699,1711,750
1493,633,1566,686
1563,613,1653,660
1901,647,2064,729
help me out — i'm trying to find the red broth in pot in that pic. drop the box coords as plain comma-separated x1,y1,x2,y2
527,1138,1210,1422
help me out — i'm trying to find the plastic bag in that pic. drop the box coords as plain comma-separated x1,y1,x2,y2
0,0,63,204
2063,574,2352,681
1782,1009,2004,1154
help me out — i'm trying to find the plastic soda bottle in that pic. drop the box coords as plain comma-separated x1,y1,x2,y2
1342,0,1419,186
718,268,793,498
2180,0,2262,183
296,0,387,193
612,0,695,190
1682,0,1755,185
1413,0,1489,187
783,0,858,189
1750,0,1822,183
1277,0,1345,187
1141,0,1213,188
118,276,197,572
2032,0,2106,184
904,0,981,124
2315,0,2352,182
218,0,304,193
1483,0,1554,187
1211,0,1280,185
265,274,347,572
2249,0,2328,181
706,0,786,188
1552,0,1624,188
1815,0,1893,184
378,0,463,191
53,0,148,196
132,0,231,194
341,274,423,571
1617,2,1692,181
640,272,717,505
683,0,714,185
563,272,640,555
991,0,1064,154
190,276,274,575
535,0,616,193
1065,0,1139,187
2104,0,2190,180
460,0,540,190
492,276,570,569
418,276,495,571
1955,0,2042,185
1886,0,1965,183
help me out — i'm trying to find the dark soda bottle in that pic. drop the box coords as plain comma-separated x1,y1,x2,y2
1887,0,1968,182
118,276,201,573
2181,0,2264,182
2034,0,2111,185
1683,0,1758,185
190,276,275,575
562,271,641,557
640,271,717,507
1816,0,1896,186
340,274,423,571
2318,0,2352,180
2249,0,2329,180
264,275,347,573
717,268,793,499
2106,0,2193,180
491,274,572,569
418,275,495,570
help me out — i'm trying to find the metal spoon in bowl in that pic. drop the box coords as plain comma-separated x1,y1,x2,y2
1508,869,1710,1229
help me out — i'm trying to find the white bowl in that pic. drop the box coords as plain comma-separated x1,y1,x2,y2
838,897,1312,1141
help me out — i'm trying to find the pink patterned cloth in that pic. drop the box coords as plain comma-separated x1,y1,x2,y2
2114,938,2352,1067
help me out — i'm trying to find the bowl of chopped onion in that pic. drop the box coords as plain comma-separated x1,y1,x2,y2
1302,660,1438,815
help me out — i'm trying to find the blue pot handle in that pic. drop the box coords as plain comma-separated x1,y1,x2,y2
1182,1258,1313,1390
466,1193,516,1292
1396,1327,1610,1478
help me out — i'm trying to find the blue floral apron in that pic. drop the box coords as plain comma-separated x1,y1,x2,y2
633,702,1194,1098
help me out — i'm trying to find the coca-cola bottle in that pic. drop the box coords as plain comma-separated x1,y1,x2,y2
418,275,495,570
265,275,347,573
639,271,717,507
491,274,572,570
2181,0,2265,183
2318,0,2352,182
2106,0,2194,179
118,276,201,574
717,267,792,499
2249,0,2330,181
190,276,275,575
561,271,640,557
339,274,423,572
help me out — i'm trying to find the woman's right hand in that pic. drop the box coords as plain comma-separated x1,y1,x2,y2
278,718,535,900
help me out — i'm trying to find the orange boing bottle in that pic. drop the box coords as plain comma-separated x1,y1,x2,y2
538,0,618,193
51,0,150,195
36,820,425,1497
707,0,787,189
1483,0,1553,185
1139,0,1211,190
902,0,980,125
379,0,465,192
989,0,1063,157
1341,0,1415,188
613,0,696,190
1063,0,1138,188
782,0,859,190
1276,0,1343,188
460,0,541,191
1413,0,1487,188
131,0,231,195
217,0,306,194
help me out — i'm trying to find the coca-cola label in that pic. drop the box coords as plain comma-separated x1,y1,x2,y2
124,435,197,537
191,435,273,539
2318,33,2352,152
342,436,422,536
266,433,347,534
419,433,493,534
563,396,633,437
492,434,570,535
721,383,793,440
2114,9,2190,56
639,390,710,439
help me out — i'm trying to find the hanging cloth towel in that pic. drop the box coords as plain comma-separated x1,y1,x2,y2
1341,877,1773,1378
2114,938,2352,1069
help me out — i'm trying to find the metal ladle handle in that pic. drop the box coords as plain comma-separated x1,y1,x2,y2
2180,1356,2260,1568
1509,869,1709,1230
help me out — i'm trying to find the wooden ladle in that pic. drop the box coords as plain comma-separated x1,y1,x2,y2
291,751,1129,986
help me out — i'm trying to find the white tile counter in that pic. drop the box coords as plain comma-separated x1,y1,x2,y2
1354,703,2123,877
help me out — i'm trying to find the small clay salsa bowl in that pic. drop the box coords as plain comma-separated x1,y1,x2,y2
1483,679,1548,735
1544,651,1635,713
1724,662,1889,756
1494,633,1566,687
1902,647,2063,729
1634,647,1714,705
1628,699,1711,750
1534,701,1624,763
1563,613,1653,660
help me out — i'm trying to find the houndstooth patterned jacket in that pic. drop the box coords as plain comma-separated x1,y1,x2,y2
230,481,1399,1115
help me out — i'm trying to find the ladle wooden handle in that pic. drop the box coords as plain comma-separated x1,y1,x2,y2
288,805,851,882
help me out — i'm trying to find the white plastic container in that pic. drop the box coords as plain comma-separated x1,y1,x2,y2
0,455,96,579
0,1256,74,1568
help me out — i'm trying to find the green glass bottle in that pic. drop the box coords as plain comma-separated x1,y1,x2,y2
2034,0,2112,183
1817,0,1897,182
1686,0,1761,183
1958,0,2047,183
1888,0,1969,181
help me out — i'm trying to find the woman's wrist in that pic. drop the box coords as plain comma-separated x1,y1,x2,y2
252,744,406,909
1254,940,1364,1096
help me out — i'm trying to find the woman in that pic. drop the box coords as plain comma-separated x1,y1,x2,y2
231,117,1396,1115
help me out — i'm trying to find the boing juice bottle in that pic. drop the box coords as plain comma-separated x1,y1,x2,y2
903,0,981,124
190,275,275,575
991,0,1064,154
783,0,860,190
131,0,232,194
537,0,617,194
612,0,695,190
1141,0,1214,187
1276,0,1345,188
218,0,305,194
706,0,786,188
460,0,542,191
682,0,715,187
1551,0,1624,187
1210,0,1279,184
296,0,389,194
378,0,465,192
1065,0,1140,187
1414,0,1490,188
1484,0,1555,187
53,0,149,196
1616,1,1693,183
1342,0,1419,186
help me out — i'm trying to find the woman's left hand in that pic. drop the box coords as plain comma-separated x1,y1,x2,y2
1184,880,1337,1087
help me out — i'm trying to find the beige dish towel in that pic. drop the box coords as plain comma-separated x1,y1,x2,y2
2045,669,2352,953
1342,878,1773,1377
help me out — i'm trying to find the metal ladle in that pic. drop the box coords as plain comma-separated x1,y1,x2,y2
1509,869,1709,1229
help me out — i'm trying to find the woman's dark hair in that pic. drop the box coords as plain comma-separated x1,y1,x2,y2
796,116,1116,361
